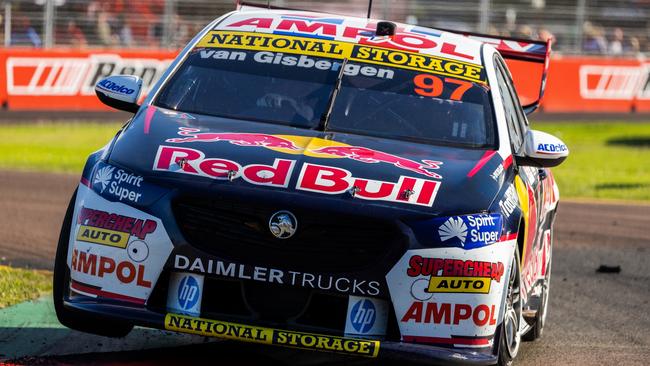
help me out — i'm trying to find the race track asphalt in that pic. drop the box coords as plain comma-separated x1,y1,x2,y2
0,170,648,365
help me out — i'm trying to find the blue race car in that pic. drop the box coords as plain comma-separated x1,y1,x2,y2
54,3,568,365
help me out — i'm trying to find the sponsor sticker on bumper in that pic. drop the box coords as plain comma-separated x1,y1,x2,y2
345,296,389,337
164,313,380,357
76,225,130,248
167,272,204,316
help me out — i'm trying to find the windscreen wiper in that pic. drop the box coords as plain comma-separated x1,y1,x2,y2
319,58,348,131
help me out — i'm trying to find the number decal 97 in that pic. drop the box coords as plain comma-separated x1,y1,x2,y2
413,74,473,101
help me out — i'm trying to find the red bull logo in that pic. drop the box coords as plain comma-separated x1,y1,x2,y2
153,146,441,207
166,128,443,179
312,146,442,179
166,128,301,150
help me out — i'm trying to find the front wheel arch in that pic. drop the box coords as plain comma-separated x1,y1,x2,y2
52,188,133,338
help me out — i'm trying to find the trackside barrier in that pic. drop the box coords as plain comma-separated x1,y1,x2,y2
0,49,649,113
0,49,178,111
537,57,650,113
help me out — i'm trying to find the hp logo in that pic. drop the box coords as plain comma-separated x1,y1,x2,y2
177,275,200,311
350,299,376,333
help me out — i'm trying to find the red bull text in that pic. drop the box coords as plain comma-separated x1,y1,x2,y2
153,146,441,207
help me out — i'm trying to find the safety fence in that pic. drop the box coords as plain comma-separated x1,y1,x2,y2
1,0,649,56
0,50,649,113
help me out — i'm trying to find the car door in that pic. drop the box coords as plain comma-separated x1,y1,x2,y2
494,55,548,299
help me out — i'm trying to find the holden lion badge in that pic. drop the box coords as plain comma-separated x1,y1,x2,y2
269,211,297,239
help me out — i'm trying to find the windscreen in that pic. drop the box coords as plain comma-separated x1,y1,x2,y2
155,41,496,148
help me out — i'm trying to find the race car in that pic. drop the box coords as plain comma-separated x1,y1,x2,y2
53,2,569,365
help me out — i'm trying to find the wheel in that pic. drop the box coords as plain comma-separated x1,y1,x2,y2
523,248,552,341
53,189,133,337
497,247,523,366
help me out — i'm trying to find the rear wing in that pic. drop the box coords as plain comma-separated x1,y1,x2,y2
447,31,552,115
233,1,551,115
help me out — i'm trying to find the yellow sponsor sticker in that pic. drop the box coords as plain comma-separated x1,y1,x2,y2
349,46,484,83
164,313,380,357
75,225,129,249
427,276,491,294
197,30,353,59
196,31,485,83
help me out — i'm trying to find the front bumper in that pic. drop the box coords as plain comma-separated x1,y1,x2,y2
66,172,514,365
63,299,497,365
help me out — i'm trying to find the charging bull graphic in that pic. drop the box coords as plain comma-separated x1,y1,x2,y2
166,128,443,179
166,127,302,150
312,146,443,179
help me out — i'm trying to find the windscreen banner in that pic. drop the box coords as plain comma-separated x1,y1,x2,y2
0,49,648,113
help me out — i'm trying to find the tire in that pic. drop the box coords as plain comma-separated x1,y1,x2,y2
53,189,133,337
497,247,523,366
522,249,552,342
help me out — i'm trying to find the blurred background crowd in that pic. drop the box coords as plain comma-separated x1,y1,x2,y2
0,0,649,55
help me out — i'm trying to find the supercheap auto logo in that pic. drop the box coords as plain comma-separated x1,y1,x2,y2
75,206,157,249
165,313,380,357
407,255,504,295
71,207,160,291
196,31,485,83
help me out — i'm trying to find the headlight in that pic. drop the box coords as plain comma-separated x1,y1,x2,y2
408,213,503,249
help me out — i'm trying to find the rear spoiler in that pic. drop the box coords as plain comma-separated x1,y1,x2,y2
441,30,552,115
233,1,551,115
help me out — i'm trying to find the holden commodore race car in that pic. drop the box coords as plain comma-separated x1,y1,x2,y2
53,2,569,365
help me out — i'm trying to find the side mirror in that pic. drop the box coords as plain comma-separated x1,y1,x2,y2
95,75,142,113
516,130,569,168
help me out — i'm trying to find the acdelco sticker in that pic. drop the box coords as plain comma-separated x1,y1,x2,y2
386,244,514,343
67,184,173,304
165,313,380,357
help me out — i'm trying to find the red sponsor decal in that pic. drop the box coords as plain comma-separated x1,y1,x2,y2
402,335,490,346
166,128,443,179
522,230,551,291
412,74,473,100
70,280,146,305
77,207,157,240
311,146,442,179
297,163,439,206
71,249,152,288
224,16,478,60
502,155,513,169
166,128,301,150
467,150,497,178
154,146,295,187
499,232,518,242
407,255,505,282
153,146,441,207
400,301,497,326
